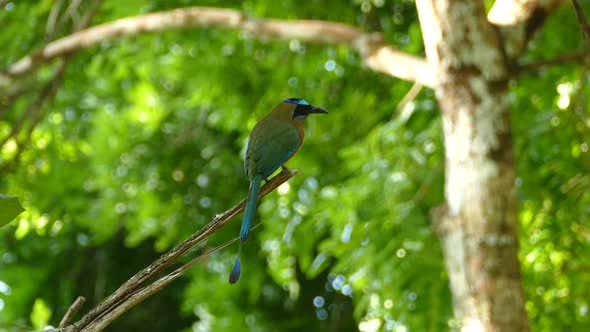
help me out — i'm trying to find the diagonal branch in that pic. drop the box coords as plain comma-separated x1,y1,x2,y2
80,230,242,332
488,0,568,58
60,168,298,332
572,0,590,47
0,6,433,90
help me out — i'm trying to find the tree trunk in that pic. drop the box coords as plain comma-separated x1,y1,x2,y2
416,1,530,331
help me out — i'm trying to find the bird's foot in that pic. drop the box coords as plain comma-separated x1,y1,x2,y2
281,165,291,173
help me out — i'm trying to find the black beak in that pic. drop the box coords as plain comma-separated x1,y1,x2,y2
309,106,328,114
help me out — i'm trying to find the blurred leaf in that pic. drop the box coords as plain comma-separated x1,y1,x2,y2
30,298,52,330
0,194,24,227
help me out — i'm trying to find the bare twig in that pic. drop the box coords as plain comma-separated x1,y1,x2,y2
47,0,99,40
83,226,250,332
61,168,298,332
61,0,84,30
572,0,590,48
517,51,590,72
46,0,65,39
73,0,103,32
60,297,87,328
0,6,432,90
394,82,423,118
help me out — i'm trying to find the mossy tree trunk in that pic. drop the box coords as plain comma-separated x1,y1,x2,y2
417,1,532,331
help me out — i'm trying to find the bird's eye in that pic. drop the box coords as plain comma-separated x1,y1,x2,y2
292,106,309,119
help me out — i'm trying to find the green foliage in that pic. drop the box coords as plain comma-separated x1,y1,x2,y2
509,6,590,329
0,0,588,331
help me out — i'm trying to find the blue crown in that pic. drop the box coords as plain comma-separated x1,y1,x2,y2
284,98,310,106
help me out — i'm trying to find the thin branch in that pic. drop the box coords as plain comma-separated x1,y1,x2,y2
62,168,298,332
59,297,86,328
394,82,423,114
572,0,590,48
517,51,590,72
46,0,65,39
0,6,433,90
83,227,248,332
75,0,104,35
61,0,84,30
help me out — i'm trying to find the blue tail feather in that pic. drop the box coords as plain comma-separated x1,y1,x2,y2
229,256,241,284
229,174,262,284
240,174,262,243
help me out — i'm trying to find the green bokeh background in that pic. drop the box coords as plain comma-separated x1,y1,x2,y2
1,1,589,331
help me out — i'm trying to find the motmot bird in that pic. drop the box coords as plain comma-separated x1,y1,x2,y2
229,98,328,284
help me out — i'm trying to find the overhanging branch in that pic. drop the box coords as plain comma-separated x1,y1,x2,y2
0,6,434,89
0,2,572,92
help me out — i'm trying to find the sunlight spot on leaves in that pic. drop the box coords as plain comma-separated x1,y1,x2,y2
30,298,52,330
